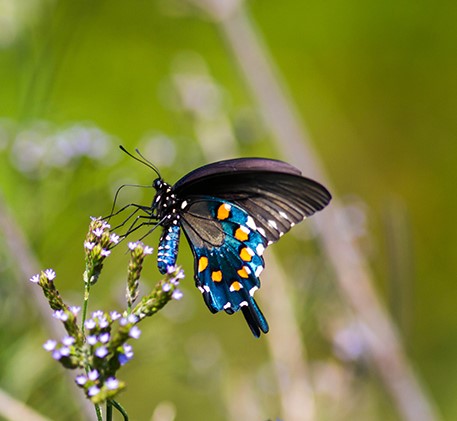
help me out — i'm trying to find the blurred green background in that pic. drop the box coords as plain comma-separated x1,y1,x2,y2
0,0,456,420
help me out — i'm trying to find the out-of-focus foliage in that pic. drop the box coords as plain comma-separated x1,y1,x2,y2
0,0,455,419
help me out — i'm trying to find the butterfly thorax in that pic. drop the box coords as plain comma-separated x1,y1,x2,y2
152,179,182,225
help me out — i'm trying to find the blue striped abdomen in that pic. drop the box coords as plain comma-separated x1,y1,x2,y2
157,224,181,274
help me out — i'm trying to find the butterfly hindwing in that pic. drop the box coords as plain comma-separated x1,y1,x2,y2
180,197,269,336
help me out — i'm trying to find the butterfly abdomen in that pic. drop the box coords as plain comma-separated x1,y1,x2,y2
157,224,181,274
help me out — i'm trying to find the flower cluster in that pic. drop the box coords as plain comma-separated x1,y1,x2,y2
29,217,185,407
84,218,120,285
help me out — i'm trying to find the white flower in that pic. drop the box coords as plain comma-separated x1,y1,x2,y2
128,241,139,250
84,241,95,250
88,369,99,381
129,326,141,339
105,377,119,390
92,227,104,237
44,269,56,280
43,339,57,351
110,233,120,244
172,289,183,300
29,274,40,283
53,310,68,321
101,249,111,257
143,246,154,255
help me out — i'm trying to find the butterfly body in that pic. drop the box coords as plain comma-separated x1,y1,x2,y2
139,157,331,337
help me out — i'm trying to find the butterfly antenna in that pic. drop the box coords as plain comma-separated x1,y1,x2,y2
119,145,161,179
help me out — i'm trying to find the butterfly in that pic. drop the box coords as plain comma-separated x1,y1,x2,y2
120,147,331,337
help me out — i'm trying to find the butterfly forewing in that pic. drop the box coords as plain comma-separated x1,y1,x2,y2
174,158,331,244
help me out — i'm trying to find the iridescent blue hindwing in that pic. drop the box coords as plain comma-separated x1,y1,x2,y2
181,198,269,337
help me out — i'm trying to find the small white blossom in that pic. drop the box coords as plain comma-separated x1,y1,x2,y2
99,332,110,343
62,336,75,346
84,241,95,250
172,289,183,300
101,249,111,257
166,265,177,274
29,274,40,283
95,346,108,358
92,310,104,319
129,326,141,339
87,335,98,346
143,245,154,255
88,386,100,397
75,374,87,386
43,339,57,351
53,310,68,321
52,349,62,360
60,346,70,357
127,314,138,324
92,227,104,237
69,306,81,316
162,283,171,292
105,377,119,390
110,233,120,244
110,311,121,320
44,269,56,280
84,319,96,330
88,370,99,381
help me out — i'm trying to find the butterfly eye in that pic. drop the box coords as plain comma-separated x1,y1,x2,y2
153,178,163,190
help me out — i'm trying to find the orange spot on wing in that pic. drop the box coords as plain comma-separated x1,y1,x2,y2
239,247,253,262
211,270,222,282
237,267,249,278
230,281,243,291
235,226,249,242
217,204,231,220
198,256,208,272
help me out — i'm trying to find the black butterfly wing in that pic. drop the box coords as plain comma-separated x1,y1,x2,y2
179,197,269,337
173,158,331,244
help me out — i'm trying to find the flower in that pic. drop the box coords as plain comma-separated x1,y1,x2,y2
110,311,121,320
162,283,171,292
29,274,40,283
92,227,104,237
129,326,141,339
53,310,68,321
75,374,87,386
69,306,81,316
84,319,96,330
87,335,98,345
62,336,75,346
95,346,108,358
44,269,56,280
88,386,101,397
88,370,99,381
84,241,95,250
118,344,134,365
143,246,154,255
43,339,57,351
110,234,120,244
99,332,110,343
172,289,183,300
128,242,139,250
101,249,111,257
105,377,119,390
